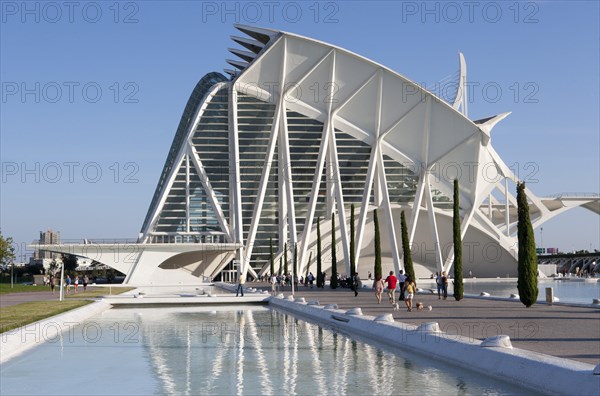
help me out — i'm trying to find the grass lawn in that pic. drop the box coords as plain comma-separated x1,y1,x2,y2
0,300,92,333
0,284,53,294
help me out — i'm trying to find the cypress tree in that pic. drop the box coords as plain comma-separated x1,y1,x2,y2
317,217,323,287
269,237,275,276
400,210,416,284
284,243,289,275
330,213,338,289
374,209,382,280
350,204,356,277
305,252,312,280
517,182,538,307
293,243,298,280
278,256,282,276
453,179,464,301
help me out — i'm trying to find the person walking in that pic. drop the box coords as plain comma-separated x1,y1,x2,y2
236,275,246,297
441,271,448,300
270,273,277,295
74,275,79,293
373,275,384,304
49,274,55,294
404,278,416,312
83,274,89,292
384,271,398,304
352,272,361,297
65,275,71,295
307,272,314,288
435,272,443,299
397,270,407,301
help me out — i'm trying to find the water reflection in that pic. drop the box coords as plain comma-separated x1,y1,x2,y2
1,306,534,396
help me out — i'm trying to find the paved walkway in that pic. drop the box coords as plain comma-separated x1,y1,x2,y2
0,292,60,308
256,283,600,365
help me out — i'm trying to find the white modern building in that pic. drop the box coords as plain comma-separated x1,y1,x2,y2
31,25,599,284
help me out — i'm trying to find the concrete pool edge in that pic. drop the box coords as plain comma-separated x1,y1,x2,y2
269,297,600,396
0,300,112,364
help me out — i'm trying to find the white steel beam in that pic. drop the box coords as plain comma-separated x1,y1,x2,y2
298,51,337,276
377,149,402,276
188,145,232,241
185,153,190,233
423,173,444,273
354,70,383,270
354,146,378,271
143,153,187,240
229,86,245,273
328,119,351,275
297,117,331,276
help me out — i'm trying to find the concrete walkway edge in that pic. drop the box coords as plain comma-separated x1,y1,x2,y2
0,300,112,364
269,297,600,396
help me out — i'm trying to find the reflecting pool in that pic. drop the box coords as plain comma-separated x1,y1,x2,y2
1,306,535,395
421,279,600,304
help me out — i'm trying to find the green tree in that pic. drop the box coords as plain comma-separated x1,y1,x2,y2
305,251,312,281
293,243,298,280
269,237,275,275
330,213,338,289
284,243,289,275
61,254,78,274
317,217,323,287
48,258,60,276
453,179,464,301
374,209,382,280
0,231,16,268
278,256,282,276
350,204,356,277
400,210,416,284
517,182,538,307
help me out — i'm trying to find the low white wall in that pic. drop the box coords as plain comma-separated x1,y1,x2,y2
269,297,600,396
0,300,111,364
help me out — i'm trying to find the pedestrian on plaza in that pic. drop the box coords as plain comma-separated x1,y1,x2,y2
435,272,443,299
307,272,314,288
397,270,407,301
49,274,55,294
271,273,277,295
373,275,384,304
352,272,361,297
236,275,246,297
74,275,79,293
83,274,89,292
404,278,416,312
384,270,398,304
65,275,71,295
441,271,448,300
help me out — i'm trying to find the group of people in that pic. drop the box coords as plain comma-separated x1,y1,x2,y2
47,274,89,295
372,270,417,311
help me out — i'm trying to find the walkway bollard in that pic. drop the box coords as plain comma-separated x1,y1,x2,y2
545,287,553,304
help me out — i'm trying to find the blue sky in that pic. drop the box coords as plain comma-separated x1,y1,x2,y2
1,1,598,260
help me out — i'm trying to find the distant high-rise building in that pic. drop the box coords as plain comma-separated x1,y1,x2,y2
35,229,60,260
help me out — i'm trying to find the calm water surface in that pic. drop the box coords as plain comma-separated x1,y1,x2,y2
1,306,536,395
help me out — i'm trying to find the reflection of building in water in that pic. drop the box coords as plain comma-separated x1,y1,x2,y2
133,307,523,395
